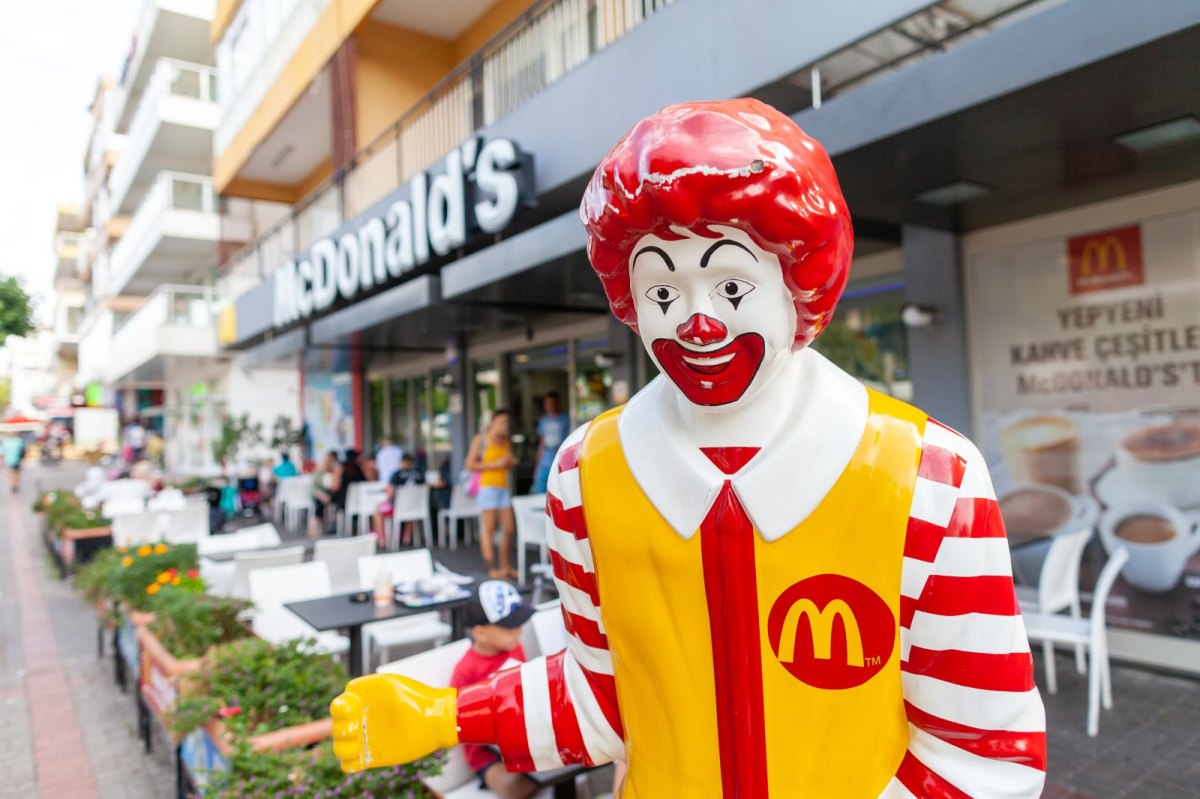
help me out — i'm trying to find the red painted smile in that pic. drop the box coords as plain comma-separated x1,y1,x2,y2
653,333,766,406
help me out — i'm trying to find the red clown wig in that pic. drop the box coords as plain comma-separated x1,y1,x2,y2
580,98,853,349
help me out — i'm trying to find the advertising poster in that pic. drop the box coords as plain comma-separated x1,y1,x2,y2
968,209,1200,643
303,349,357,460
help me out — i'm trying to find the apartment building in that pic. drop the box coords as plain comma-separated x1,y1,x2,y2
73,0,299,474
213,0,1200,669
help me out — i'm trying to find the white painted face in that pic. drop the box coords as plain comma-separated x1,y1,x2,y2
629,225,797,409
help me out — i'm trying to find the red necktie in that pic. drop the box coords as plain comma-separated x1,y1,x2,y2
699,448,770,799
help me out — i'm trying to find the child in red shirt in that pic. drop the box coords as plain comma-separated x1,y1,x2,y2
450,580,537,799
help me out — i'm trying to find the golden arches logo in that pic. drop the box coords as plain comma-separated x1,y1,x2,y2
1077,236,1128,276
776,598,863,667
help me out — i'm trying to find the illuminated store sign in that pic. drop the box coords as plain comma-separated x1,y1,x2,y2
273,137,533,327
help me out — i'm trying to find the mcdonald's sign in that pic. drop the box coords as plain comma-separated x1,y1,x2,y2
1068,225,1144,295
767,574,895,690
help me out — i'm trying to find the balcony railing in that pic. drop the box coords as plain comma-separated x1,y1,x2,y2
110,285,220,379
221,0,675,280
108,58,218,213
108,172,217,294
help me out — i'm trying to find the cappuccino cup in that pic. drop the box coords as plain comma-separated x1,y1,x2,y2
999,416,1082,495
1116,423,1200,508
999,484,1097,585
1099,501,1200,593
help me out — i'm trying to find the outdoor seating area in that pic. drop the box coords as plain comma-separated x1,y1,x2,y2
36,466,610,798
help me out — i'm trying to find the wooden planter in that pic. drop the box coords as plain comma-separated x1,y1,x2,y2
136,625,205,726
59,525,113,574
179,715,332,794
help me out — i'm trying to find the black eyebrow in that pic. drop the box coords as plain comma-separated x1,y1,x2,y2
632,246,675,271
700,239,758,267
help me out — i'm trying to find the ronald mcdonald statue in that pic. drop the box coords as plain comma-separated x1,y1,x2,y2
331,99,1047,798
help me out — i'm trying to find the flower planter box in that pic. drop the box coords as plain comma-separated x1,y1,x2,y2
115,610,154,687
59,525,113,575
136,625,205,726
179,716,333,795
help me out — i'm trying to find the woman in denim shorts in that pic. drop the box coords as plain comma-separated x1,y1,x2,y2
466,410,518,578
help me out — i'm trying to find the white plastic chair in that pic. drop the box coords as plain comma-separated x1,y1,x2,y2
439,483,479,550
356,551,452,670
389,484,433,550
314,536,378,593
530,601,568,658
164,505,210,544
112,511,164,547
1024,546,1129,736
231,546,306,599
248,562,349,656
342,481,388,537
102,497,149,518
512,494,548,587
97,479,152,515
1015,526,1093,677
277,476,315,530
148,488,186,512
377,640,552,799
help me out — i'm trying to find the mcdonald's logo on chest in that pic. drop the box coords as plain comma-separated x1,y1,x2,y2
766,574,896,690
1068,225,1145,295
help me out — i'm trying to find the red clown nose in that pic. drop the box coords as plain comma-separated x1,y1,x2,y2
676,313,728,345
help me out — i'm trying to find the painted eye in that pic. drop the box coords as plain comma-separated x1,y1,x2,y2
715,279,755,309
645,284,680,314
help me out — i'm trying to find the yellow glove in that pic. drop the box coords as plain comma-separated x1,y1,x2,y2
330,674,459,773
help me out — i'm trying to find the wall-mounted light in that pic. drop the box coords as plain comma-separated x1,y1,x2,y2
900,303,941,330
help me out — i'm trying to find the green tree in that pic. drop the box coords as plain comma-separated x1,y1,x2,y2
0,276,35,345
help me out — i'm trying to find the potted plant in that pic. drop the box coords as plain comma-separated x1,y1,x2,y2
172,636,441,795
269,415,305,463
212,413,264,472
58,507,113,574
200,739,440,798
138,586,252,723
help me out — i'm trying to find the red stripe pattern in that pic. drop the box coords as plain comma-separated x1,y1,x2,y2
455,421,626,771
884,418,1047,797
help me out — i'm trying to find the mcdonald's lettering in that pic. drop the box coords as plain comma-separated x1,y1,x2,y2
1068,225,1144,295
767,574,896,690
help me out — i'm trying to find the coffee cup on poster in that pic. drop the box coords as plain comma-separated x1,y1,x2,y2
998,483,1094,540
1098,501,1200,593
1115,423,1200,508
999,416,1082,495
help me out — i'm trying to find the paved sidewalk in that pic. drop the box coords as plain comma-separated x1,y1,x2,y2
0,465,173,799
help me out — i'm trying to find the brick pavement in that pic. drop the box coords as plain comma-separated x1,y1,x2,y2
1,465,173,799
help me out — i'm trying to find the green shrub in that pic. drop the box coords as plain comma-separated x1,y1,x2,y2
204,740,441,798
169,638,346,739
146,589,251,660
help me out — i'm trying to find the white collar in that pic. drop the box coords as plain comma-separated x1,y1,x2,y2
616,348,868,542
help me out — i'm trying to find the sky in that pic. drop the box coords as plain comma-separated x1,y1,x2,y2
0,1,139,324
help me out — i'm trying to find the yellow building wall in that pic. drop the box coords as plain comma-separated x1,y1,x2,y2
354,19,454,147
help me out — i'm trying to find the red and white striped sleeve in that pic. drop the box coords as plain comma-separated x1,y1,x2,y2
880,418,1047,799
455,422,626,772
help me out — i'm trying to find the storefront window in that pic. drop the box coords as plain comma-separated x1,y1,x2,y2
428,369,453,464
366,378,385,452
574,337,614,425
473,358,500,434
390,378,411,449
967,210,1200,653
509,342,571,492
812,278,910,400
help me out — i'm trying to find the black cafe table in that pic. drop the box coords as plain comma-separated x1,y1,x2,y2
284,588,475,676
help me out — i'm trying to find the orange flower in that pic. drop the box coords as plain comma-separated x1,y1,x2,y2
121,556,133,567
146,583,161,596
154,543,168,555
171,577,181,586
156,572,171,584
137,545,152,558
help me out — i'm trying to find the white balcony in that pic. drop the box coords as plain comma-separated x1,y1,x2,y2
77,307,115,385
115,0,215,131
109,286,222,384
108,59,218,217
108,172,234,296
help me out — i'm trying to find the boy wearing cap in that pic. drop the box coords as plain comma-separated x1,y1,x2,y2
451,581,538,799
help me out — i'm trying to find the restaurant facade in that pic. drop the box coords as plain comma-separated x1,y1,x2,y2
216,0,1200,671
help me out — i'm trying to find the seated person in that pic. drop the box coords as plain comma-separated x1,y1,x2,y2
374,453,425,546
450,581,537,799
